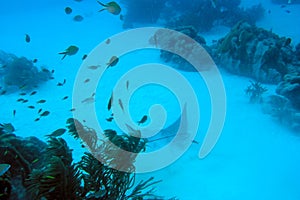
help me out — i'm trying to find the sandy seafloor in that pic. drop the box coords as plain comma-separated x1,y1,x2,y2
0,0,300,199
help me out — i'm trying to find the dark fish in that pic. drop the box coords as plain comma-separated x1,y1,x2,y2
73,15,84,22
118,99,124,112
46,128,66,137
107,56,119,68
62,96,68,100
28,106,35,109
82,54,87,60
30,91,37,96
1,90,6,95
57,82,63,86
51,69,55,73
19,92,26,96
25,34,30,43
22,100,28,103
37,99,46,104
87,65,100,70
106,38,111,44
32,58,38,63
108,93,113,111
38,108,42,114
59,46,79,60
17,98,25,102
284,38,292,46
81,96,95,104
137,115,148,125
84,78,90,83
126,80,129,90
106,117,114,122
65,7,72,14
63,79,66,84
70,108,76,112
40,111,50,117
281,5,286,8
13,110,16,117
34,117,40,122
285,10,291,13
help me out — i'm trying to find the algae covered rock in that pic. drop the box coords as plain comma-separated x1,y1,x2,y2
212,21,299,83
276,73,300,109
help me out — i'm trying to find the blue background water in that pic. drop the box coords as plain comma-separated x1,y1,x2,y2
0,0,300,199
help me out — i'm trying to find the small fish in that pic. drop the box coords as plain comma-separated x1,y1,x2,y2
28,106,35,109
87,65,101,70
32,58,38,63
46,128,66,137
25,34,31,43
126,80,129,90
65,7,72,14
120,14,124,20
281,4,287,8
97,1,121,15
19,92,26,96
22,99,28,103
40,111,50,117
108,93,113,111
37,99,46,104
32,158,39,164
137,115,148,125
84,78,90,83
106,38,111,44
285,10,291,13
1,90,6,95
30,91,37,96
45,176,55,179
70,108,76,112
82,54,87,60
13,110,16,117
118,99,124,112
62,96,68,100
106,56,119,68
57,82,63,86
0,164,10,176
34,118,40,122
59,45,79,60
51,69,55,73
73,15,84,22
0,123,15,134
63,79,66,84
17,98,25,102
81,97,95,104
38,108,42,114
106,117,114,122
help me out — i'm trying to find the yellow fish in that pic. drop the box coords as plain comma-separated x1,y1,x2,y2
97,1,121,15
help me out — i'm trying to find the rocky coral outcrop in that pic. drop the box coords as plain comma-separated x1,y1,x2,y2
211,21,300,84
0,50,52,93
153,26,211,71
276,73,300,109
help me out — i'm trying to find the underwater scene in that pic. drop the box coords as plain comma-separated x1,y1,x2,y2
0,0,300,199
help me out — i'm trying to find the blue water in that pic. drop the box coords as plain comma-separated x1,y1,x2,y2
0,0,300,199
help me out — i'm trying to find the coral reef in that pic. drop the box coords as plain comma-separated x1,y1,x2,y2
0,50,52,93
0,119,170,200
276,73,300,109
121,0,265,32
151,26,210,71
212,21,299,83
271,0,300,4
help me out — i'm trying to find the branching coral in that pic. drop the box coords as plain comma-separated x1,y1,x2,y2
245,80,268,103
